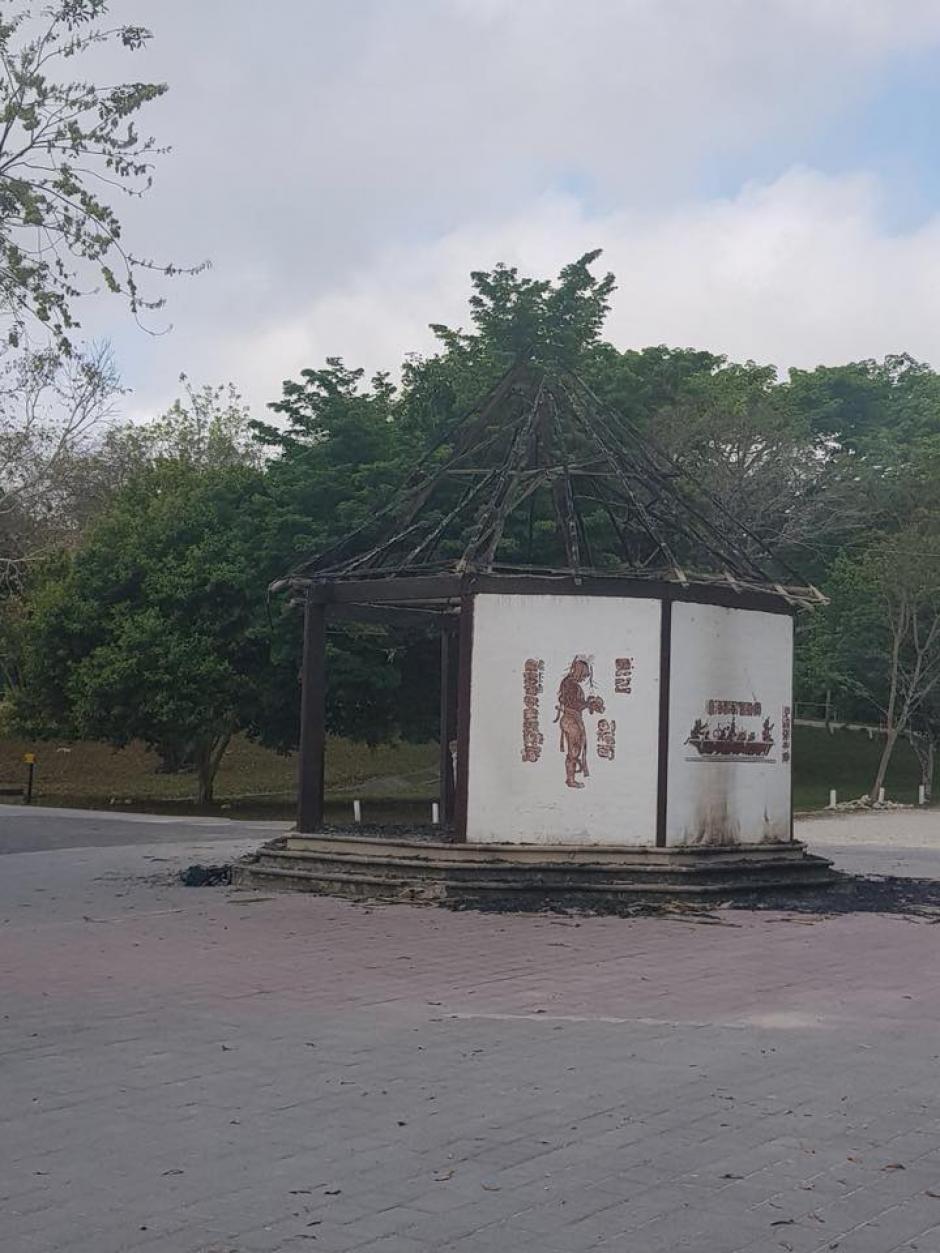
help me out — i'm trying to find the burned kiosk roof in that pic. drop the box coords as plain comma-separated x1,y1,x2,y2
272,363,824,612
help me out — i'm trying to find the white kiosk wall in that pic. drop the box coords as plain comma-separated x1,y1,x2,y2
666,602,793,845
466,593,661,845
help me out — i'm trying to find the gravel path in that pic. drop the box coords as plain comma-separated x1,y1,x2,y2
796,808,940,879
796,807,940,848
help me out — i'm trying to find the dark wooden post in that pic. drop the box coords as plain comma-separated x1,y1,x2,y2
453,595,474,843
655,596,673,848
439,624,458,823
297,594,327,834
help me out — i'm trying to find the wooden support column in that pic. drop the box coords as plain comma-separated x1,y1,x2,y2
655,597,673,847
297,595,327,834
439,625,458,823
453,595,475,843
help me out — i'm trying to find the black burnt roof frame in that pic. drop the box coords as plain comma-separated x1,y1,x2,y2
331,373,531,580
274,359,823,608
282,361,527,583
571,477,595,572
544,387,583,578
560,377,715,578
558,377,682,580
560,375,777,586
479,467,551,571
401,470,498,570
458,377,545,572
582,476,639,568
566,371,812,592
304,421,518,581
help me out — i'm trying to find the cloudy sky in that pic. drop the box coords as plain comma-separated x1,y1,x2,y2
84,0,940,418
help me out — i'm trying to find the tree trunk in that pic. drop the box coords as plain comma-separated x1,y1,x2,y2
907,731,936,803
870,614,905,803
195,758,213,806
194,730,232,806
870,726,899,804
924,737,935,801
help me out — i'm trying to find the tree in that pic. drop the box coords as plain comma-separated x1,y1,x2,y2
17,462,272,803
250,358,440,752
17,446,442,797
0,340,119,585
866,526,940,801
241,258,623,752
585,344,724,431
0,0,203,351
787,354,940,453
370,252,619,458
45,374,262,539
816,516,940,801
254,254,870,756
908,691,940,803
18,249,940,805
650,360,864,579
121,377,263,470
459,251,616,370
1,369,265,724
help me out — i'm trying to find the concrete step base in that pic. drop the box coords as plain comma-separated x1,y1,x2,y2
232,835,836,908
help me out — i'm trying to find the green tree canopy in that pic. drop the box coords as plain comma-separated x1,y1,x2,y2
15,252,940,803
18,461,271,800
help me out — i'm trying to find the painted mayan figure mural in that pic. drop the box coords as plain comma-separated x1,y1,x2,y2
555,657,606,788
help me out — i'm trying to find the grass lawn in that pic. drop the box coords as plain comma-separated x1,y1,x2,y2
791,724,928,811
0,734,438,822
0,724,930,819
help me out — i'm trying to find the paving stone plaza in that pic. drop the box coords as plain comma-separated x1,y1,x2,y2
2,807,940,1253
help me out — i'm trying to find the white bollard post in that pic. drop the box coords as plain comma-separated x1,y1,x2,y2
431,802,440,825
828,789,837,809
878,787,885,805
919,784,926,806
353,799,361,824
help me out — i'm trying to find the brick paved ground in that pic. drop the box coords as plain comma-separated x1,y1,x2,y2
2,815,940,1252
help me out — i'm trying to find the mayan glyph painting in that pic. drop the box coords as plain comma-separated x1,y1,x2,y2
467,594,661,845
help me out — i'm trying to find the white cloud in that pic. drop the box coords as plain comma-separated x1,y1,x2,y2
188,166,940,415
81,1,940,417
776,0,940,51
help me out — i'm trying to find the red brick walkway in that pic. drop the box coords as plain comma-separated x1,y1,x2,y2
2,838,940,1252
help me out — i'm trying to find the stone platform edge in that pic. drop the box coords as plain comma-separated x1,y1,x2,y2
231,834,836,905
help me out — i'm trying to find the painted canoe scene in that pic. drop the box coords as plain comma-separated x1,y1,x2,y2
685,715,774,761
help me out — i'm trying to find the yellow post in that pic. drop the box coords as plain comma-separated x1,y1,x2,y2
23,753,36,803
